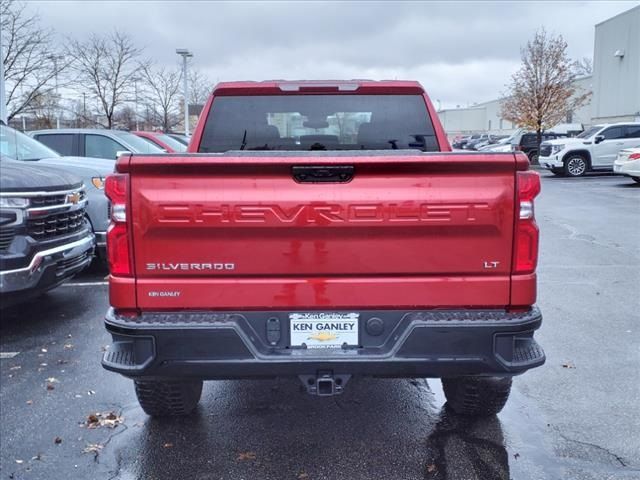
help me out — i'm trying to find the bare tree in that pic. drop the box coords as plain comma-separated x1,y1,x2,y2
139,64,182,131
67,31,146,129
573,57,593,76
113,105,137,131
28,91,59,129
188,69,212,107
1,0,67,120
501,29,590,163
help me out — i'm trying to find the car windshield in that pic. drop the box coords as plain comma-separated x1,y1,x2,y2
577,126,602,139
111,131,165,153
155,134,187,152
168,134,189,146
199,94,438,152
0,125,61,161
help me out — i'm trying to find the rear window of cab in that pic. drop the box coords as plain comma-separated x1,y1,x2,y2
198,95,438,153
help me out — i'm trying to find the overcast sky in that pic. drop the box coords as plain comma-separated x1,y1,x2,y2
28,0,638,109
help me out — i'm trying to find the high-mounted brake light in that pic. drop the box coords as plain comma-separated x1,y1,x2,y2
513,171,541,274
105,174,132,276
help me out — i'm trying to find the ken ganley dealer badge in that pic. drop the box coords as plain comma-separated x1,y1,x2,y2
289,312,359,348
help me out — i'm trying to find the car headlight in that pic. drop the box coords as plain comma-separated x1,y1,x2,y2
551,144,565,154
91,177,106,190
0,197,29,208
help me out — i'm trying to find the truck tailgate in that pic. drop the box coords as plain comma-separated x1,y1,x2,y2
126,153,517,309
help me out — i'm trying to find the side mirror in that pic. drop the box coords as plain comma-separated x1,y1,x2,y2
594,135,605,144
116,150,132,159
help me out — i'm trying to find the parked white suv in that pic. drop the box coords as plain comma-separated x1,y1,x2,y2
539,123,640,177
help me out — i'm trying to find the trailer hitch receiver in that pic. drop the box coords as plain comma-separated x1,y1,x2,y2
299,371,351,396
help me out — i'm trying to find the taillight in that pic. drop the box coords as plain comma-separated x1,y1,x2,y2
629,153,640,160
513,170,541,274
105,174,132,276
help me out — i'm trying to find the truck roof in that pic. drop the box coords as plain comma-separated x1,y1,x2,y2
212,80,425,95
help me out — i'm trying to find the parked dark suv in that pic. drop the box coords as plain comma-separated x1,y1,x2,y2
0,159,95,306
512,131,565,163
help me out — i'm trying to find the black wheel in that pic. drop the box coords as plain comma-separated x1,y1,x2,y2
528,151,539,164
134,379,203,417
551,167,564,176
442,376,512,416
564,154,588,177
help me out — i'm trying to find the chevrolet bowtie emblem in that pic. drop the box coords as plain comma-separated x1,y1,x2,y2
308,332,338,342
66,192,81,205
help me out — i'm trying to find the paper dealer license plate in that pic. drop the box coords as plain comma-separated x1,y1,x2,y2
289,312,359,349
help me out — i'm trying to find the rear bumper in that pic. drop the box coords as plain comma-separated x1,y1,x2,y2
103,307,545,379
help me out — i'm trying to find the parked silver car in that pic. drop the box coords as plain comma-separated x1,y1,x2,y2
29,128,164,160
1,124,113,258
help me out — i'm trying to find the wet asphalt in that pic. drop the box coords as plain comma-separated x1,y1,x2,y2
1,172,639,480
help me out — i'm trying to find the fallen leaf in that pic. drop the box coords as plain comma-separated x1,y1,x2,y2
163,443,173,448
57,359,69,365
562,362,576,369
46,384,55,391
9,366,21,371
39,363,47,367
82,443,103,457
237,451,257,461
46,377,59,383
54,437,62,445
298,473,309,479
514,452,520,460
64,344,74,350
100,345,110,352
31,454,43,461
426,464,437,473
15,459,24,464
85,411,123,429
67,334,72,338
26,400,33,405
41,348,48,353
87,390,95,395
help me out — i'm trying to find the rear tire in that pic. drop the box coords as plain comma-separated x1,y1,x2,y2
564,154,588,177
134,379,203,417
528,151,539,164
442,376,512,416
551,167,564,176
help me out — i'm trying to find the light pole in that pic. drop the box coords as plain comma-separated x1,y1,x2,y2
0,27,7,124
132,77,140,131
48,55,64,128
176,49,193,136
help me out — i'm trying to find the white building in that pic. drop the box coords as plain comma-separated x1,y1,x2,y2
438,76,593,138
438,4,639,137
591,5,640,123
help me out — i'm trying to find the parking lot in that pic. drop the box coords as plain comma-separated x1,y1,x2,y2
1,172,639,480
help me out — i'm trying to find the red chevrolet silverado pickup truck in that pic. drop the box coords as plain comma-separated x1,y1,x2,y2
103,80,544,417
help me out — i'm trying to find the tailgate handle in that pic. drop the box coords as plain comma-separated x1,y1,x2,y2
292,165,354,183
